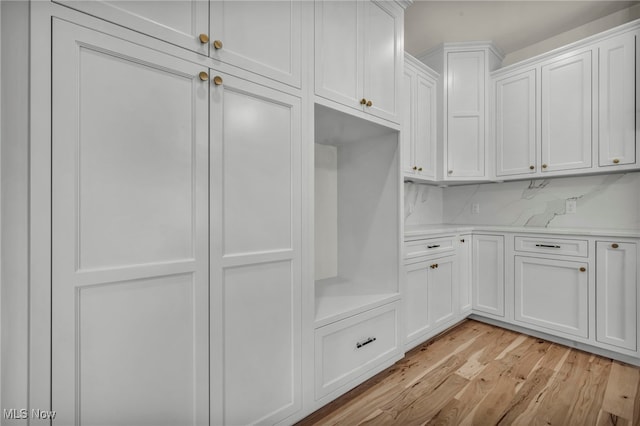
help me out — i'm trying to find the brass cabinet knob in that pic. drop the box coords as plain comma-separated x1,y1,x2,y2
213,40,223,50
412,166,417,170
579,267,586,272
199,34,209,44
613,158,620,164
612,243,619,249
198,71,209,81
213,75,223,86
542,164,548,169
360,98,367,105
529,165,535,170
366,100,373,107
418,167,423,171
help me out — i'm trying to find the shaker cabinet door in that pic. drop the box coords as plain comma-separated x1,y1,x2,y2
55,0,210,54
51,19,210,426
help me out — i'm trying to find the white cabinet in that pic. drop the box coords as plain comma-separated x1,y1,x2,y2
55,0,302,87
541,50,593,173
596,241,638,352
472,234,505,317
458,235,472,313
514,256,589,338
209,73,302,425
403,54,438,180
598,31,637,168
494,69,537,177
51,19,210,425
314,0,403,123
405,255,456,348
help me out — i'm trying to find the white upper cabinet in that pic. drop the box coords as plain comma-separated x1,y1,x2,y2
403,55,437,180
598,31,637,168
494,69,537,177
210,1,302,87
54,0,210,54
541,50,593,173
315,0,403,123
55,0,302,87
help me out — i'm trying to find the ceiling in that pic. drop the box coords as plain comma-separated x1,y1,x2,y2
405,1,640,58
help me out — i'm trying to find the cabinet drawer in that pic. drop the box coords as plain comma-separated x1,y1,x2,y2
405,236,456,260
315,302,400,399
514,236,588,257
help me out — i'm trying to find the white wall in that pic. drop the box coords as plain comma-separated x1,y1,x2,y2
503,3,640,65
404,181,443,226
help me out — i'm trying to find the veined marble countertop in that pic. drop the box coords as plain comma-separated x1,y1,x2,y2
405,224,640,239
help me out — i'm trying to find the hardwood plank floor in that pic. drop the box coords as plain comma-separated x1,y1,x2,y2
298,320,640,426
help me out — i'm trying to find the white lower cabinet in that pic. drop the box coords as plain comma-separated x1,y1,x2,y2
315,302,400,399
472,234,505,317
405,255,457,348
514,256,589,338
458,235,472,313
596,241,638,352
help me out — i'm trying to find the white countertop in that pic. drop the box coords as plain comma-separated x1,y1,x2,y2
404,224,640,239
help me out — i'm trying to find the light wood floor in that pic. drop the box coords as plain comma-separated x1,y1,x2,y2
298,320,640,425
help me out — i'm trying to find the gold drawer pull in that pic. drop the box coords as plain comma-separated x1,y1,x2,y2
612,243,619,249
213,39,223,50
198,71,209,81
199,34,209,44
613,159,620,164
213,76,223,86
579,267,586,272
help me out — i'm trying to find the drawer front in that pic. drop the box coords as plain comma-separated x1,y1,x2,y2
315,302,400,399
514,236,588,257
405,236,456,260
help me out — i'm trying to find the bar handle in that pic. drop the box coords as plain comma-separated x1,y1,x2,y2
356,337,377,349
427,244,440,249
535,244,561,248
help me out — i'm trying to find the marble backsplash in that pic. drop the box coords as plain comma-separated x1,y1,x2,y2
405,172,640,230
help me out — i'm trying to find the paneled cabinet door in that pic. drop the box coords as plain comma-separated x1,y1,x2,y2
458,235,472,313
402,63,417,175
51,19,209,426
405,256,456,346
315,0,402,123
446,50,486,178
414,72,437,179
596,242,637,351
495,69,537,177
472,235,504,316
514,256,589,338
209,72,302,425
54,0,209,54
362,0,402,122
598,32,637,167
541,50,593,173
210,1,302,87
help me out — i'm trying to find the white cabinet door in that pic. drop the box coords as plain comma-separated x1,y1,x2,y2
362,0,402,122
598,32,636,167
210,1,301,87
402,63,417,175
314,0,363,111
541,50,593,173
596,241,637,351
472,235,504,316
495,69,537,177
55,0,210,54
514,256,589,338
51,19,209,426
415,72,437,179
405,261,431,345
446,50,486,178
429,256,456,328
210,73,302,425
458,235,472,313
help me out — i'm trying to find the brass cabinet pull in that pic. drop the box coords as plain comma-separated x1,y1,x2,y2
418,167,423,171
529,165,535,170
613,158,620,164
612,243,619,249
542,164,548,169
360,98,367,105
199,34,209,44
366,100,373,107
213,40,223,50
579,267,586,272
412,166,417,170
213,75,223,86
198,71,209,81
